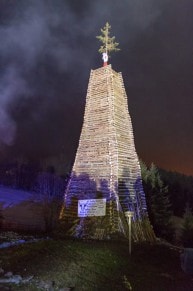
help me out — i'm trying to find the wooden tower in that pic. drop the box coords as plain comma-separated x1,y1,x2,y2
60,24,154,241
60,65,154,240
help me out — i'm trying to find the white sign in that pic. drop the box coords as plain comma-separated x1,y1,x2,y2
78,198,106,217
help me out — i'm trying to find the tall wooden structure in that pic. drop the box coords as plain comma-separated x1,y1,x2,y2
60,64,154,241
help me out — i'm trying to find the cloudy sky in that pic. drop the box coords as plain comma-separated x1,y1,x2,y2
0,0,193,176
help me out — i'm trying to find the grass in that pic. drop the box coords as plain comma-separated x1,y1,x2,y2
0,237,193,290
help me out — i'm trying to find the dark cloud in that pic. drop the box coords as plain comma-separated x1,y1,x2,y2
0,0,192,175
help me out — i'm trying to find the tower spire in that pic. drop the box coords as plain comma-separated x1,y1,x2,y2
96,22,120,66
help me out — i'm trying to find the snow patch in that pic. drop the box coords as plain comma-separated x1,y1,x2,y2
0,186,36,208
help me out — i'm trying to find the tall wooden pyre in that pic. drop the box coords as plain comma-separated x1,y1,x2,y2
60,65,154,241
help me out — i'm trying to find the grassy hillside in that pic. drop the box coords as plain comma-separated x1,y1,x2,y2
0,238,193,290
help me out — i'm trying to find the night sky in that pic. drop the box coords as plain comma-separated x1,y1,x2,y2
0,0,193,176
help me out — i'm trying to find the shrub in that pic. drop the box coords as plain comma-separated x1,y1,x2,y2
181,204,193,247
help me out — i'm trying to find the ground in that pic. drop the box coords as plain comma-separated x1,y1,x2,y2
0,235,193,291
0,186,44,231
0,188,192,290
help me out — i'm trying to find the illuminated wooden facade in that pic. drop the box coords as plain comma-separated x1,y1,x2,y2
60,65,154,241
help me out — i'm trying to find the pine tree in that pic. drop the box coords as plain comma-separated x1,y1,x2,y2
141,161,173,240
96,22,120,55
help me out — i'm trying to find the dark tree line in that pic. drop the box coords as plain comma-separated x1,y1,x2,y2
140,162,173,240
0,161,69,192
141,161,193,246
159,168,193,217
0,161,41,190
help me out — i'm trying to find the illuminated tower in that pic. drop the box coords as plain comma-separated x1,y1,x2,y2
60,24,154,241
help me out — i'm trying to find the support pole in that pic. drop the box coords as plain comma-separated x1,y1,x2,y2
129,215,131,255
125,211,134,255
